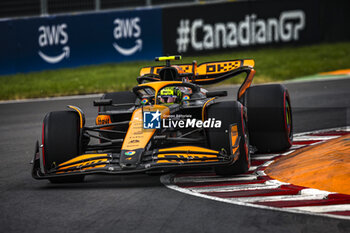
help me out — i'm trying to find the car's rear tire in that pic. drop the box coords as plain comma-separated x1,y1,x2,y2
42,110,85,183
244,84,293,153
207,101,250,175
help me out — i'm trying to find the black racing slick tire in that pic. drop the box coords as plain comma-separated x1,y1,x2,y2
207,101,250,175
245,84,293,153
42,110,84,183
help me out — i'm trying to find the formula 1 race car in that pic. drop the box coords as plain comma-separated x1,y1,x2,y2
32,55,293,183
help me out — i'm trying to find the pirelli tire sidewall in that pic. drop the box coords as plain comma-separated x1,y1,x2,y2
206,100,250,175
42,110,84,183
245,84,293,153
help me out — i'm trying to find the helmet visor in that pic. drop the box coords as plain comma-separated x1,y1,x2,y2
159,95,178,104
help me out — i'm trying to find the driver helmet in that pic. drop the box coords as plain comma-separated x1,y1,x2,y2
158,87,182,105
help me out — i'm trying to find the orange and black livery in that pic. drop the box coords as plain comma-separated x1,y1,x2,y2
32,56,293,183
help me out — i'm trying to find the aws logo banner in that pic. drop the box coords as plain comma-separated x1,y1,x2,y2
0,8,163,75
113,17,142,56
38,24,70,64
110,11,163,58
110,10,162,59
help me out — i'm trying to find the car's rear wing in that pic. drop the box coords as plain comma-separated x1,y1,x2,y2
138,58,256,100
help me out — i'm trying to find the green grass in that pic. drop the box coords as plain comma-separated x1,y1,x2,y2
1,42,350,100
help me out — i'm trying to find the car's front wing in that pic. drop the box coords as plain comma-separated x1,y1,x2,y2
32,144,240,179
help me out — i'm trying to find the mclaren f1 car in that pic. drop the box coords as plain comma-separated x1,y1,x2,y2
32,55,293,183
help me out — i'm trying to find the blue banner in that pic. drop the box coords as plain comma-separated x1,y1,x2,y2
0,8,163,75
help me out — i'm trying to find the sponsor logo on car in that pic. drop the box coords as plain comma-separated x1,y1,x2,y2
130,140,140,144
38,24,70,63
141,98,149,105
96,115,111,125
125,151,136,156
176,10,305,53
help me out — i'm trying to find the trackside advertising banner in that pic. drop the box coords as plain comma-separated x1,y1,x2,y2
0,8,162,75
162,0,320,55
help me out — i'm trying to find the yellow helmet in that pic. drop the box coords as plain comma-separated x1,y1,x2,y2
158,87,182,105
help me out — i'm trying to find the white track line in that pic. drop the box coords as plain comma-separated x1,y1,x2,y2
261,160,274,167
231,194,328,203
286,204,350,213
190,180,287,193
252,155,279,160
248,166,258,171
256,170,267,176
293,136,340,141
173,174,258,183
281,150,295,156
290,145,306,150
233,189,331,203
191,184,282,193
300,188,333,196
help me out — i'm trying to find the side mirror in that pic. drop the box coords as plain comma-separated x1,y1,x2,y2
206,91,227,98
93,99,112,106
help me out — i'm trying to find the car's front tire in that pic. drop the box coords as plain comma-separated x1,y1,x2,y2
207,101,250,175
42,110,85,183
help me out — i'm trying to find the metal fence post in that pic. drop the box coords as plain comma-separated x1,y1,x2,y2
146,0,152,6
95,0,101,11
40,0,48,16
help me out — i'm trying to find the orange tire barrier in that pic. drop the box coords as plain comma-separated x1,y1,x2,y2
266,134,350,195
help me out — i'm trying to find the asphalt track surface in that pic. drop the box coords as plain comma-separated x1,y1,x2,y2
0,78,349,233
